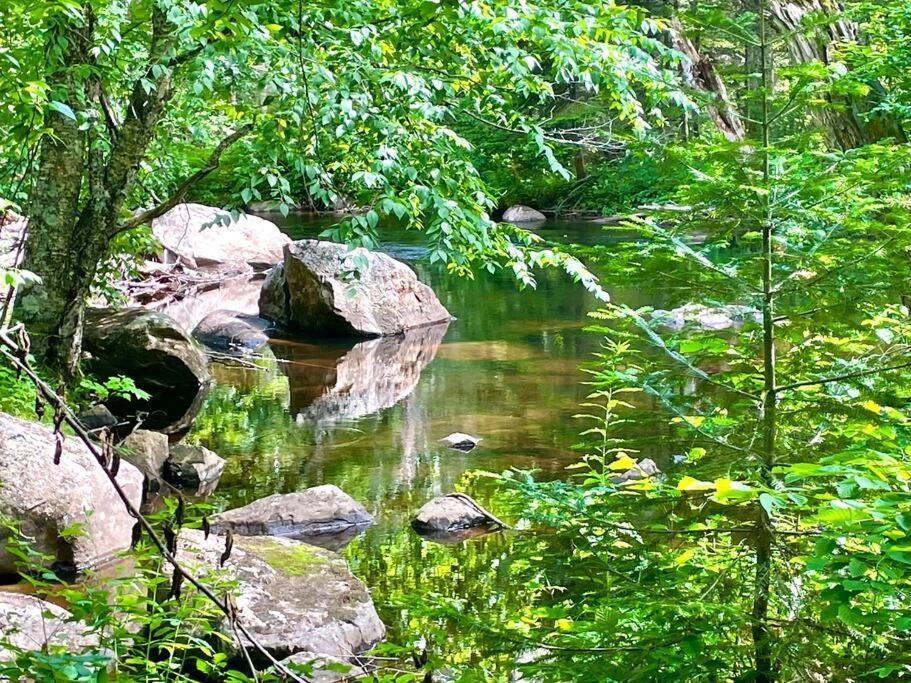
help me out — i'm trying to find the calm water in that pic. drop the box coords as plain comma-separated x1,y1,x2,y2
188,214,668,672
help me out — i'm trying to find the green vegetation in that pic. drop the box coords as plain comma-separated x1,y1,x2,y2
3,0,911,681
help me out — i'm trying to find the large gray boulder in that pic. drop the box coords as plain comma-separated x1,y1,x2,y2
151,203,290,271
259,240,451,336
502,205,546,224
192,309,271,353
210,485,373,539
82,307,210,434
0,412,143,575
163,444,225,495
0,593,100,661
178,529,385,660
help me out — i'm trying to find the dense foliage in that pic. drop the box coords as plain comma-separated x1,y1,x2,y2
4,0,911,681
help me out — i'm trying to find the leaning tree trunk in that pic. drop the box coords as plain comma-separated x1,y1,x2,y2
667,18,746,141
769,0,906,148
17,6,177,379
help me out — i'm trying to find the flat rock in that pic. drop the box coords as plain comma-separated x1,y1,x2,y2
151,203,290,271
192,309,271,353
211,485,372,540
259,240,451,336
0,412,143,576
412,494,497,534
163,444,225,495
439,433,480,452
0,593,100,661
178,529,385,660
502,205,546,224
83,307,210,434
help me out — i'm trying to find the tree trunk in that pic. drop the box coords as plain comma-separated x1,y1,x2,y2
769,0,906,148
667,18,746,141
16,7,177,379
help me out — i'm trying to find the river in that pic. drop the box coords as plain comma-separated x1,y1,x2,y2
188,213,669,675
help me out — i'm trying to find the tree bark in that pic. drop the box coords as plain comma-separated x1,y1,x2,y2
17,7,179,379
769,0,906,148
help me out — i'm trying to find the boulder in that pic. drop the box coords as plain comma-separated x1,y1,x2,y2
274,322,448,423
77,404,118,431
611,458,660,484
412,494,497,534
192,310,271,353
502,205,546,224
151,203,290,271
152,272,266,333
178,529,385,660
119,429,170,482
0,412,143,576
163,444,225,495
259,264,288,324
0,593,100,661
210,485,372,540
82,307,210,434
259,240,451,336
439,433,480,452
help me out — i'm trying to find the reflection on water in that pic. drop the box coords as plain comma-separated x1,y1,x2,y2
271,322,449,424
189,214,653,674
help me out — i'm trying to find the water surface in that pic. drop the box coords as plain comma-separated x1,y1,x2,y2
189,213,663,672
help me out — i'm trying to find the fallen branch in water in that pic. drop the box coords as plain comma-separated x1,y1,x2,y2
0,323,308,683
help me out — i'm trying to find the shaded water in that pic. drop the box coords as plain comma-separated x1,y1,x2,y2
188,214,669,670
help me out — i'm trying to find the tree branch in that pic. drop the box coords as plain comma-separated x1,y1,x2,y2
777,358,911,393
116,124,253,234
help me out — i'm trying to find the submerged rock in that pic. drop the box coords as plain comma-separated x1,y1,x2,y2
210,485,373,541
163,444,225,495
412,494,501,534
611,458,660,484
502,205,546,224
280,653,369,682
259,240,451,336
178,529,385,660
0,412,143,576
82,307,210,434
192,309,271,353
151,203,290,271
652,304,761,331
439,433,481,452
274,322,448,423
0,593,100,661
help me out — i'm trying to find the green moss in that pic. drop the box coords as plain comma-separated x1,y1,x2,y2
250,537,329,576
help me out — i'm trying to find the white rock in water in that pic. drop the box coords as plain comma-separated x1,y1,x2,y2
440,433,481,451
502,205,546,224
